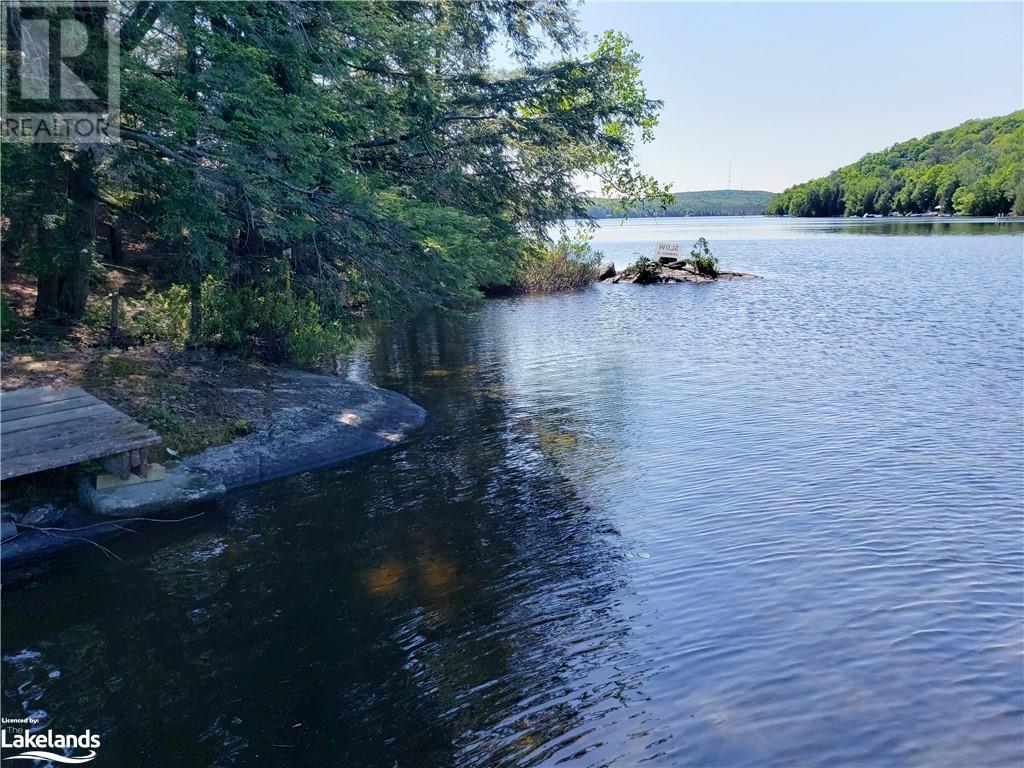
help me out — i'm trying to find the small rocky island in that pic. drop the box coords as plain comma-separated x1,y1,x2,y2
597,238,757,284
598,258,756,284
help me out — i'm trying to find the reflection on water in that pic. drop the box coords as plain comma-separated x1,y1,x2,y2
3,226,1023,767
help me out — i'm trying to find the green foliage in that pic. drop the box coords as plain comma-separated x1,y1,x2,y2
101,354,146,378
231,419,253,437
621,256,662,284
1,3,668,337
199,281,357,366
127,286,192,346
125,279,357,367
688,238,719,278
142,403,225,455
143,405,186,436
512,235,601,293
588,190,775,218
768,112,1024,217
2,147,80,277
0,296,17,338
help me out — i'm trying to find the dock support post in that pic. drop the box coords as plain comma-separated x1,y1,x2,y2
101,452,131,481
109,293,120,344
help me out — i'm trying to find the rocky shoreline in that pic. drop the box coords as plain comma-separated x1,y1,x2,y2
1,370,426,566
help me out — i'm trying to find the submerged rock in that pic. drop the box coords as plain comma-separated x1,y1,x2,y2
18,504,65,528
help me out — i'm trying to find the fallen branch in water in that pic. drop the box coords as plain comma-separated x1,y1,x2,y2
10,512,207,562
19,511,206,534
13,524,126,562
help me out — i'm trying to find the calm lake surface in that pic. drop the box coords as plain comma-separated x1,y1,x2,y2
3,217,1023,767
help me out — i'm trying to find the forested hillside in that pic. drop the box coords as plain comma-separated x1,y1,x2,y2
587,189,774,218
767,112,1024,217
1,1,667,364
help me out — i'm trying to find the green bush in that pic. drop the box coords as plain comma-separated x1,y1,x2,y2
143,404,186,435
124,279,357,368
621,256,662,283
127,285,191,346
0,296,17,338
512,236,601,293
200,281,356,366
688,237,719,278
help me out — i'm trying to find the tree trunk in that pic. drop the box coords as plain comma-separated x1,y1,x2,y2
31,146,60,318
34,271,59,318
109,218,124,265
184,2,204,347
57,150,98,319
46,3,106,320
188,280,202,344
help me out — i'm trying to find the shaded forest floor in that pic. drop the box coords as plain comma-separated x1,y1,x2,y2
2,261,276,459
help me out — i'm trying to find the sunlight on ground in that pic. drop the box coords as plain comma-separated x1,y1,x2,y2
337,410,363,426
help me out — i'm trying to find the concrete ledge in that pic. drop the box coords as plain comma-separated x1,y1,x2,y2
79,466,226,518
2,370,425,565
76,369,426,517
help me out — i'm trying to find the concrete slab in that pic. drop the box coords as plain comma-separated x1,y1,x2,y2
79,466,226,517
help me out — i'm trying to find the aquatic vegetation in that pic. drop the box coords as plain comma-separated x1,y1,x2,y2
506,236,602,294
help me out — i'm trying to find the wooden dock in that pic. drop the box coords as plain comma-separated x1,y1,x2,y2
1,387,160,481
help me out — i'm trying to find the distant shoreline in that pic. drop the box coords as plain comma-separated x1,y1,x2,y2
584,213,1024,221
586,189,775,218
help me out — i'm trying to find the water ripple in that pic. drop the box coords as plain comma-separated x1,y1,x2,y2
3,226,1022,767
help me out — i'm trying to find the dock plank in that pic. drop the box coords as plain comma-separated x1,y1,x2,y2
0,386,161,480
2,439,158,480
1,394,96,421
1,403,117,435
0,387,88,410
2,416,157,459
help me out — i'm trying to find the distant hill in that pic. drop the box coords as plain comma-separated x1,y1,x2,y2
587,189,775,218
768,111,1024,217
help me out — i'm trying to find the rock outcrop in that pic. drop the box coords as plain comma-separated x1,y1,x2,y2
2,371,427,565
603,263,756,284
596,261,617,281
78,370,427,517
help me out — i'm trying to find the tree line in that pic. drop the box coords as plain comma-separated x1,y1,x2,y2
587,189,774,218
1,1,667,360
767,112,1024,218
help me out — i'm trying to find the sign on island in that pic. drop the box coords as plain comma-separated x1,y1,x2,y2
654,242,681,260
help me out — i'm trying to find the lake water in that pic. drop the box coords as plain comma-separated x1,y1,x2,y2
3,217,1023,767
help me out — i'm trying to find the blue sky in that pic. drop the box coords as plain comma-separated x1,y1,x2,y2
504,2,1024,193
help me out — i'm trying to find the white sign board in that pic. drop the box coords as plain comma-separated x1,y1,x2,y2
654,242,681,260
